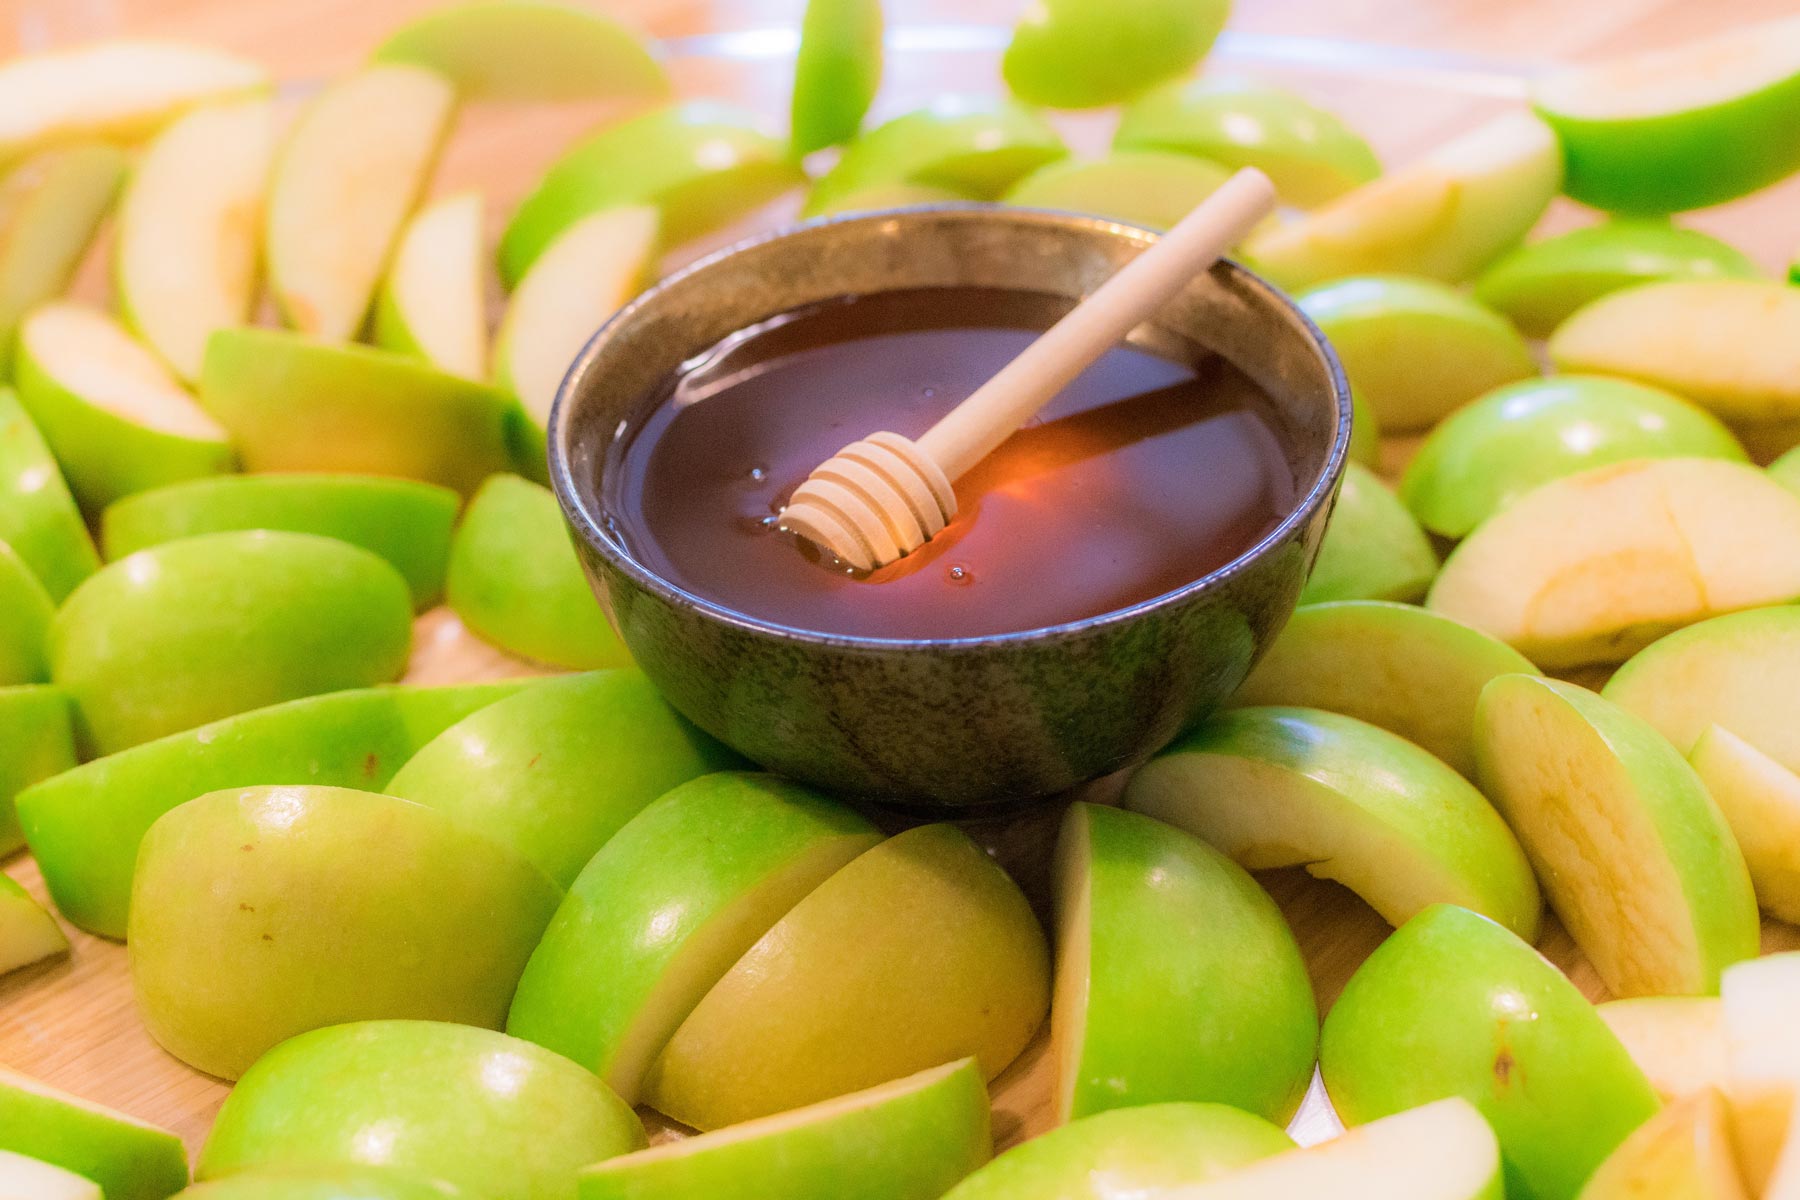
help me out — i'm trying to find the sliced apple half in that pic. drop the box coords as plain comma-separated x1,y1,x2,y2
14,303,232,510
115,98,274,382
0,143,127,373
373,191,488,380
1124,706,1541,938
1534,16,1800,214
1427,459,1800,668
1300,463,1438,605
1689,725,1800,924
0,873,66,977
0,389,99,602
1001,151,1235,232
0,1151,100,1200
1721,953,1800,1192
0,1066,190,1200
1596,996,1727,1104
265,64,456,341
1578,1088,1748,1200
0,685,75,859
1474,674,1759,997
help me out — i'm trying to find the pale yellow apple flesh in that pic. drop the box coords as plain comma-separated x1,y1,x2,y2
1722,953,1800,1193
0,1150,101,1200
1577,1089,1748,1200
374,190,487,380
20,304,224,441
0,144,127,373
1597,996,1727,1103
0,874,67,977
1689,726,1800,924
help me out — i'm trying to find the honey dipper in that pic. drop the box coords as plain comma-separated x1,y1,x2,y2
779,167,1280,573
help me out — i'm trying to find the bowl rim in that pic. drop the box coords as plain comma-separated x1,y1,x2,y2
549,203,1353,652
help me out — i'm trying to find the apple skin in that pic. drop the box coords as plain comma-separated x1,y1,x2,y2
1474,221,1760,337
1002,151,1234,232
0,1065,190,1200
200,329,521,497
0,144,128,375
199,1020,643,1200
17,680,523,940
1054,802,1318,1123
0,684,74,857
941,1102,1292,1200
387,670,740,888
1577,1088,1747,1200
49,530,413,755
1124,707,1541,939
0,540,52,685
0,872,67,976
791,0,883,154
129,786,563,1079
810,181,973,215
0,1150,99,1200
642,823,1051,1131
1001,0,1228,109
1687,725,1800,925
1300,462,1438,605
1475,675,1759,998
579,1059,990,1200
0,388,99,602
1400,376,1747,540
1320,904,1660,1200
1114,78,1380,207
168,1165,471,1200
1595,997,1725,1104
101,474,459,611
1348,388,1380,467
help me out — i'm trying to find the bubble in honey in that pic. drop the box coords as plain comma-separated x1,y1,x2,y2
947,564,973,585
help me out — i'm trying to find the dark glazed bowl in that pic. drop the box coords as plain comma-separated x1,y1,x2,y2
550,206,1351,812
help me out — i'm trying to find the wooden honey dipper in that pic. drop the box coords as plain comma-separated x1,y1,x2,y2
780,167,1280,572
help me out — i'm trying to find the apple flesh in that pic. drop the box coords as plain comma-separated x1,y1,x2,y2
0,1066,190,1200
1001,0,1228,109
0,1150,100,1200
1124,707,1541,938
1688,726,1800,923
1001,151,1234,232
1596,996,1727,1103
0,388,99,602
1299,463,1438,605
16,680,524,939
0,144,128,374
1400,376,1746,540
0,541,52,685
579,1059,989,1200
0,685,74,858
1428,459,1800,668
198,1020,644,1199
0,873,66,977
642,823,1051,1131
1577,1089,1748,1200
1320,904,1660,1200
1475,674,1759,997
791,0,884,154
1721,953,1800,1192
373,191,488,381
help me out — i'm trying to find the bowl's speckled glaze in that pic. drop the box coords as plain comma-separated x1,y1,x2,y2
550,205,1351,812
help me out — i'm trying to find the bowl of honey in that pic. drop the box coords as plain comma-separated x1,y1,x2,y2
549,205,1351,811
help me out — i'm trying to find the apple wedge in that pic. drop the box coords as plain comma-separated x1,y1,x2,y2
373,191,488,380
1001,0,1228,109
1124,706,1541,938
0,388,98,602
642,823,1051,1131
1721,953,1800,1192
265,64,456,340
116,99,274,383
579,1059,989,1200
1241,112,1560,289
1688,726,1800,924
0,40,269,165
1428,459,1800,668
0,143,127,373
0,873,66,977
1300,463,1438,605
1002,152,1235,232
1596,997,1727,1103
1053,803,1317,1123
16,681,524,939
0,1066,189,1200
1321,904,1660,1200
15,303,233,510
373,0,669,102
0,1151,99,1200
0,685,74,858
0,541,52,686
1474,675,1759,997
1578,1089,1748,1200
791,0,884,154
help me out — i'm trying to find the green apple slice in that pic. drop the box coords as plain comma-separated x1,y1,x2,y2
500,101,803,285
1773,443,1800,493
0,873,66,976
0,1066,189,1200
1243,112,1560,290
791,0,883,155
1400,376,1746,540
50,530,413,755
1300,463,1438,605
1722,953,1800,1193
115,99,274,383
1321,904,1659,1200
809,181,973,215
100,474,460,611
1053,802,1317,1123
16,681,524,940
1295,275,1534,433
579,1059,989,1200
1596,996,1726,1103
0,144,127,375
0,389,98,602
508,772,878,1101
1549,281,1800,429
0,1150,100,1200
943,1103,1293,1200
1115,78,1380,207
0,541,52,686
1688,726,1800,925
198,1021,643,1195
387,670,738,888
1578,1089,1747,1200
372,0,668,102
1474,674,1759,997
373,191,488,380
643,823,1050,1131
494,205,658,443
0,685,74,858
804,97,1067,217
1474,221,1760,337
1428,459,1800,668
200,329,519,495
15,303,232,510
446,473,629,668
266,64,456,340
1533,17,1800,214
1348,389,1380,466
130,786,562,1079
162,1166,465,1200
1001,151,1234,231
1231,601,1537,777
1001,0,1228,109
1124,707,1541,938
0,40,269,166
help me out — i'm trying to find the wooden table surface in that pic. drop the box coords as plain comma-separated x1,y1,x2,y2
4,0,1800,1171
